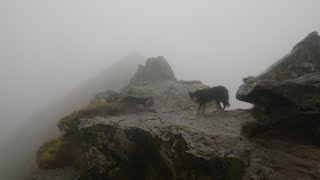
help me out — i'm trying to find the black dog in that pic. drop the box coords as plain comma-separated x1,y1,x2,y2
189,86,230,114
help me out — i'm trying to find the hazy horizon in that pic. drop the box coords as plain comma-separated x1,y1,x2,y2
0,1,320,178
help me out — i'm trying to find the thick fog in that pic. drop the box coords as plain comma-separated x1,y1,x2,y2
0,0,320,178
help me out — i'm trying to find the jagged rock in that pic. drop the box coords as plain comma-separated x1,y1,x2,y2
129,56,177,84
258,31,320,81
237,32,320,124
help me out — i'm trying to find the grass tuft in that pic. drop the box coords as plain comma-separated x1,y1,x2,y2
36,134,87,171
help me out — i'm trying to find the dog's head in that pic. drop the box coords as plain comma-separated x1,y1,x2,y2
189,90,199,102
189,92,195,101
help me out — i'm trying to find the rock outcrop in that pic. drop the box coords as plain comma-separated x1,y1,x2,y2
89,57,212,112
258,31,320,81
237,32,320,124
122,57,214,112
71,110,252,179
129,56,177,84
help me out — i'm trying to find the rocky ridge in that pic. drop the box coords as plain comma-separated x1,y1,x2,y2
33,33,320,180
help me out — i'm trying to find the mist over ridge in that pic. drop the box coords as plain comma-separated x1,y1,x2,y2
0,0,320,179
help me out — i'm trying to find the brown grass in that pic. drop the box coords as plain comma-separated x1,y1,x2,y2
36,134,87,170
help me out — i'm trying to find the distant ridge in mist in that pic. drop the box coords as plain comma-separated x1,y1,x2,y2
0,53,145,180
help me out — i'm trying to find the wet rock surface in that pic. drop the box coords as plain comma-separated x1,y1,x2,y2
237,73,320,124
58,110,320,179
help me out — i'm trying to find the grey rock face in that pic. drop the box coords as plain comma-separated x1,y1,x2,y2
60,110,320,179
258,31,320,81
237,32,320,124
238,73,320,124
129,56,177,84
68,110,252,179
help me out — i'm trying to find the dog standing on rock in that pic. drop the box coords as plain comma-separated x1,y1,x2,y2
189,86,230,114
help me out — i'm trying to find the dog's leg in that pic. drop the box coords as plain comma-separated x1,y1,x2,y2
196,104,202,115
215,100,222,111
222,102,226,110
201,103,206,114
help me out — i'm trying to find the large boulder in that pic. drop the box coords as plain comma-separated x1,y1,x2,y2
123,57,213,112
237,32,320,124
62,110,254,179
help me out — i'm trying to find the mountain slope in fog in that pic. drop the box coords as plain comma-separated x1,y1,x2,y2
0,53,145,180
